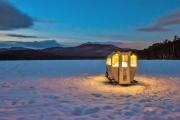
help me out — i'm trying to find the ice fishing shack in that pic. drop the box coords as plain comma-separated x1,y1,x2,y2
105,51,138,85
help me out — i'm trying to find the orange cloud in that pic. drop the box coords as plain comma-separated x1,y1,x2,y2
114,42,151,49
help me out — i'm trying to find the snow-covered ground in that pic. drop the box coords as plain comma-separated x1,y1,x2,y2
0,60,180,120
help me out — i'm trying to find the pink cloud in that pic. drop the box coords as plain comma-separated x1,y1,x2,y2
137,11,180,32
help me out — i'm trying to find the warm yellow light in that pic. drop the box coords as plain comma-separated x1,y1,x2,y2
112,53,119,67
106,57,111,65
122,62,128,67
131,55,136,58
131,55,137,67
122,55,128,67
113,62,119,67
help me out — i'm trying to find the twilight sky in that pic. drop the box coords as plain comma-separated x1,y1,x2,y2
0,0,180,49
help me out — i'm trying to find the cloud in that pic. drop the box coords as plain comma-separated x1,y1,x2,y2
156,11,180,22
137,11,180,32
137,26,172,32
0,40,62,49
6,34,41,39
87,34,126,40
92,41,150,49
0,0,34,30
115,42,150,49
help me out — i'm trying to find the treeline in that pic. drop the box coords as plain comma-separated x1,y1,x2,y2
135,35,180,59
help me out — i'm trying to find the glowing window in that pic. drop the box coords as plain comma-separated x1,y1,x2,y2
112,54,119,67
131,55,137,67
122,55,128,67
106,57,111,65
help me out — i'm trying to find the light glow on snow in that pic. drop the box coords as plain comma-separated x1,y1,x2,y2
1,60,180,120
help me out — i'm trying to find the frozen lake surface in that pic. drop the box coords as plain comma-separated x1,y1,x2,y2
0,60,180,120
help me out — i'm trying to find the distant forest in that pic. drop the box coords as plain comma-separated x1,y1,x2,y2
135,35,180,60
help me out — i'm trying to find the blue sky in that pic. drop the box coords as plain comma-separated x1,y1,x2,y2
0,0,180,49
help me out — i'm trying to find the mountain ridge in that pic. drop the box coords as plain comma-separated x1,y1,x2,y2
0,42,130,60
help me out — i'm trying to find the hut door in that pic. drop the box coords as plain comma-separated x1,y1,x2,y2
119,55,130,84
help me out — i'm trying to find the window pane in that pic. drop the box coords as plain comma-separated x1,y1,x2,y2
122,55,128,67
112,54,119,67
106,57,111,65
131,55,137,67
